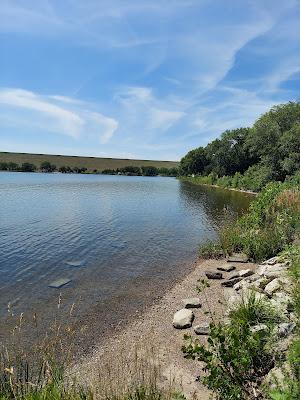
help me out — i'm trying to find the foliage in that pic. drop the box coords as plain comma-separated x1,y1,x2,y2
179,101,300,191
40,161,56,172
198,240,224,259
20,163,36,172
218,183,300,261
182,292,277,400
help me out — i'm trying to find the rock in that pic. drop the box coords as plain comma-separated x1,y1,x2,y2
49,278,71,288
227,253,249,263
257,265,267,276
264,264,289,278
233,279,252,291
194,322,210,335
173,309,194,329
65,260,84,267
270,292,292,312
239,269,254,278
263,256,279,265
265,365,286,389
264,278,282,295
217,264,236,272
277,322,296,338
205,271,223,280
250,324,268,333
228,271,240,280
221,277,243,287
183,297,201,309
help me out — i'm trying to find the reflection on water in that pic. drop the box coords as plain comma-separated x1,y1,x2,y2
0,172,252,344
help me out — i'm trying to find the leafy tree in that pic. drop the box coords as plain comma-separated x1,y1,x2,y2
7,162,19,171
21,163,36,172
180,147,208,175
40,161,56,172
141,166,158,176
0,162,8,170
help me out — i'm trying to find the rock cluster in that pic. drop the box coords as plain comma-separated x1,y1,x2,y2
172,253,296,386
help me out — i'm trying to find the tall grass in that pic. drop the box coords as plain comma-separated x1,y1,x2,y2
0,299,175,400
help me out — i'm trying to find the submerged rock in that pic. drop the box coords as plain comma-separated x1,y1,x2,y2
205,271,223,280
183,297,201,309
194,322,210,335
49,278,71,288
173,309,194,329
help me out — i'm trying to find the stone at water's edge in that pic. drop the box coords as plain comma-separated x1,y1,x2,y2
221,277,243,287
183,298,202,308
194,322,210,335
217,264,236,272
205,271,223,280
173,309,194,329
227,253,249,263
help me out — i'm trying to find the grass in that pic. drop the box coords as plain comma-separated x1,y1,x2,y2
0,152,179,173
198,182,300,262
0,300,178,400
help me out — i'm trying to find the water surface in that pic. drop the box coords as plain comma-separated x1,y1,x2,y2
0,173,252,345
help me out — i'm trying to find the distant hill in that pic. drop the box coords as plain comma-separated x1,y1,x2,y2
0,152,179,172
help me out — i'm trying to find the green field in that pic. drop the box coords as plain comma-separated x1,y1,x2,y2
0,152,179,172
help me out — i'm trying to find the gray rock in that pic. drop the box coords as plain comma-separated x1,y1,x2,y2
277,322,296,338
250,324,268,333
239,269,254,278
49,278,71,288
173,309,194,329
221,277,243,287
264,264,289,278
205,271,223,280
233,279,251,291
270,292,293,312
65,260,84,267
263,256,279,265
264,278,282,295
217,264,236,272
227,253,249,263
228,271,240,280
183,297,201,309
194,322,210,335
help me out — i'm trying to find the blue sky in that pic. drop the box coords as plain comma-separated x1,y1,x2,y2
0,0,299,161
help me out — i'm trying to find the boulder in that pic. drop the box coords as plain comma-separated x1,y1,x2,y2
194,322,210,335
217,264,236,272
228,271,240,280
270,292,292,312
233,279,252,291
277,322,296,338
239,269,254,278
183,297,201,309
227,253,249,263
221,277,243,287
264,278,282,296
173,309,194,329
49,278,71,288
263,264,289,278
205,271,223,280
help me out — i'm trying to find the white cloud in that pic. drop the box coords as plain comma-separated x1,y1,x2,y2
0,88,118,143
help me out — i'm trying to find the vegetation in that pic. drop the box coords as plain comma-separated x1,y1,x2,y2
180,102,300,192
101,166,178,177
0,152,178,174
199,181,300,262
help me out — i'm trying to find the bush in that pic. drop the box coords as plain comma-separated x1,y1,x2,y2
20,163,36,172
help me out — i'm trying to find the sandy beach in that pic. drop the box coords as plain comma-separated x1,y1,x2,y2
72,257,257,399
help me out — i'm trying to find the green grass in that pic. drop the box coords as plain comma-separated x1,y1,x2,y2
0,152,179,173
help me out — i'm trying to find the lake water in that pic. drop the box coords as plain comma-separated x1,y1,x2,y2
0,172,252,346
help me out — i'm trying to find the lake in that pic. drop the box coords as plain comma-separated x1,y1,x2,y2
0,172,252,346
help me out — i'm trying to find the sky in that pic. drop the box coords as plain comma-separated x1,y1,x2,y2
0,0,300,161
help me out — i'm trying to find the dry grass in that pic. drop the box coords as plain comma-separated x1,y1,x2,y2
0,152,179,173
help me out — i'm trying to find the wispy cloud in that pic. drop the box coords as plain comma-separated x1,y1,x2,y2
0,88,118,143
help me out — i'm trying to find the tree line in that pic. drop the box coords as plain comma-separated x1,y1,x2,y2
101,165,179,176
180,101,300,191
0,160,179,177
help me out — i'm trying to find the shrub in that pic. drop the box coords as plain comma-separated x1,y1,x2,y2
198,240,225,259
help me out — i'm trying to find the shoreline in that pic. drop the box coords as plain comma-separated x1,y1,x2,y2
72,257,258,399
180,178,258,195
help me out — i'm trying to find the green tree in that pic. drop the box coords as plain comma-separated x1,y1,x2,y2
141,166,158,176
180,147,208,175
21,163,36,172
40,161,56,172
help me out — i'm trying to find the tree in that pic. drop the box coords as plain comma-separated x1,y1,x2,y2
40,161,56,172
141,166,158,176
180,147,208,175
21,163,36,172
